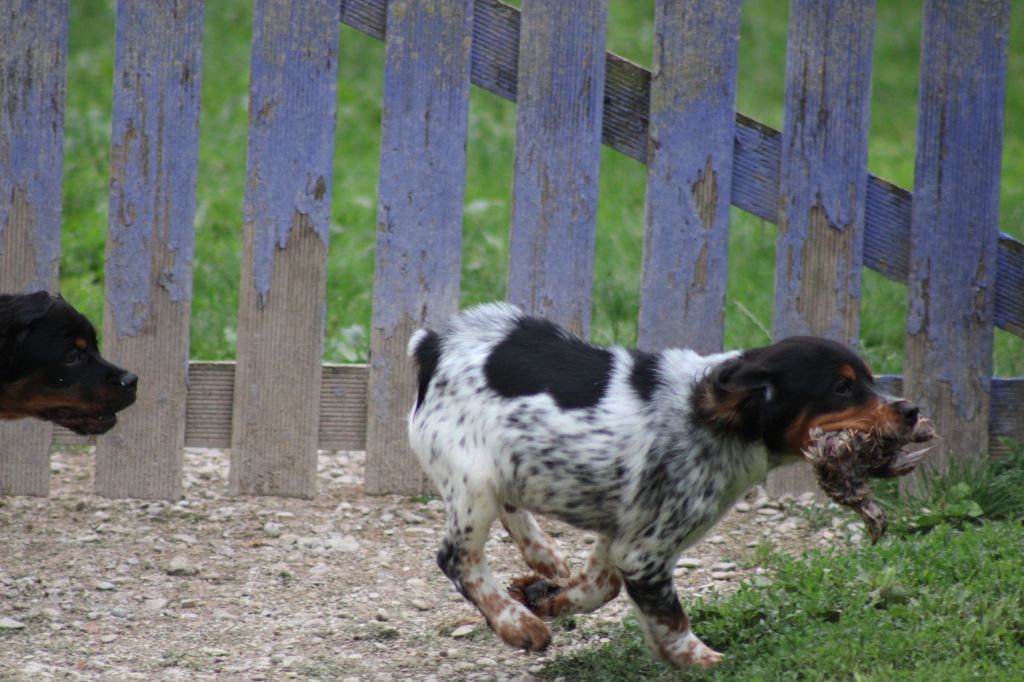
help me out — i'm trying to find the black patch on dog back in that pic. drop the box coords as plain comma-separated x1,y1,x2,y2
411,329,442,412
484,316,612,410
629,350,661,402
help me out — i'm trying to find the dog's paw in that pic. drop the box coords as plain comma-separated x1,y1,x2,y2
663,632,724,668
491,606,552,652
508,574,564,617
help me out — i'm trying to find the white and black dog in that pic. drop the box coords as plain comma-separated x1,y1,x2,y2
407,303,919,667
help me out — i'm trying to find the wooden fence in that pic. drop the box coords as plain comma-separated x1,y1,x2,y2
2,0,1022,500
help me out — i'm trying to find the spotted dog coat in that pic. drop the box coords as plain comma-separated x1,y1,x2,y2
407,303,920,667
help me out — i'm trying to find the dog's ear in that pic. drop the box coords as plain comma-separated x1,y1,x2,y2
0,290,58,358
696,354,777,441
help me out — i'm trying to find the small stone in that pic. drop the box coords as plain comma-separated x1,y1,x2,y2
777,518,800,534
677,557,703,569
756,507,780,516
179,598,199,608
282,655,304,669
324,534,360,553
375,608,390,622
172,533,198,546
100,634,117,643
110,607,129,618
705,535,726,544
476,657,497,667
711,561,737,571
270,653,285,664
94,580,116,591
262,522,283,538
711,571,741,581
410,599,431,611
451,624,477,638
734,502,751,513
165,555,198,576
0,617,25,630
144,598,169,610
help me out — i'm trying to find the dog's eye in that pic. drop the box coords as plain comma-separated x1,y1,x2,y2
834,379,853,395
65,349,83,367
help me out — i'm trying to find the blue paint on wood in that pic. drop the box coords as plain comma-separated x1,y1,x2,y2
638,0,740,353
339,0,1024,340
366,0,475,493
245,0,339,305
876,376,1023,451
507,0,608,336
905,0,1009,427
0,1,67,291
106,0,204,337
997,234,1024,336
773,0,875,345
370,0,474,336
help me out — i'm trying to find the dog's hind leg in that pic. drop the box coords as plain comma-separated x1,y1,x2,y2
509,536,622,618
435,479,552,652
499,506,571,579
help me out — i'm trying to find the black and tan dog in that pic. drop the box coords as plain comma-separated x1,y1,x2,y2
0,291,137,435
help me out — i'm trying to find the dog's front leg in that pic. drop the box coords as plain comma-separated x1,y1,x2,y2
617,557,723,668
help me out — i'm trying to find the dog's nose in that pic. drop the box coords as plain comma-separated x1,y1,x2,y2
119,372,139,392
895,400,918,426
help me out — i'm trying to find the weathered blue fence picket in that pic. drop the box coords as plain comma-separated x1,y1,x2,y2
638,0,740,355
366,0,474,494
767,0,877,495
0,1,67,497
1,0,1021,500
96,0,204,500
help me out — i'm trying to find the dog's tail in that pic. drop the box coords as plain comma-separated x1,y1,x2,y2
407,328,433,359
408,328,441,413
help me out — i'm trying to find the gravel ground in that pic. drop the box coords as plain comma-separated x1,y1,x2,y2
0,448,866,681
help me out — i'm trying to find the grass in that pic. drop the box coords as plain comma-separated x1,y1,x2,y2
540,446,1024,681
540,522,1024,681
58,0,1024,374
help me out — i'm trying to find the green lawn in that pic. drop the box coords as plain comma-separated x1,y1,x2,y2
60,0,1024,374
539,521,1024,682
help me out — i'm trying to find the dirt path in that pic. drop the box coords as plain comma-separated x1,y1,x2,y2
1,449,862,681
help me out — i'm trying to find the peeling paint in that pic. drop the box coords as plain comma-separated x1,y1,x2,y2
105,1,202,338
245,0,339,303
507,0,606,338
0,4,66,295
691,155,719,231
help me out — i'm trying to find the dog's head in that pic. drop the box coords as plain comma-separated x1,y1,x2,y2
0,291,138,435
696,336,920,458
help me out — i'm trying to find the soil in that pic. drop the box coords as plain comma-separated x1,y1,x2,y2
1,448,864,681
